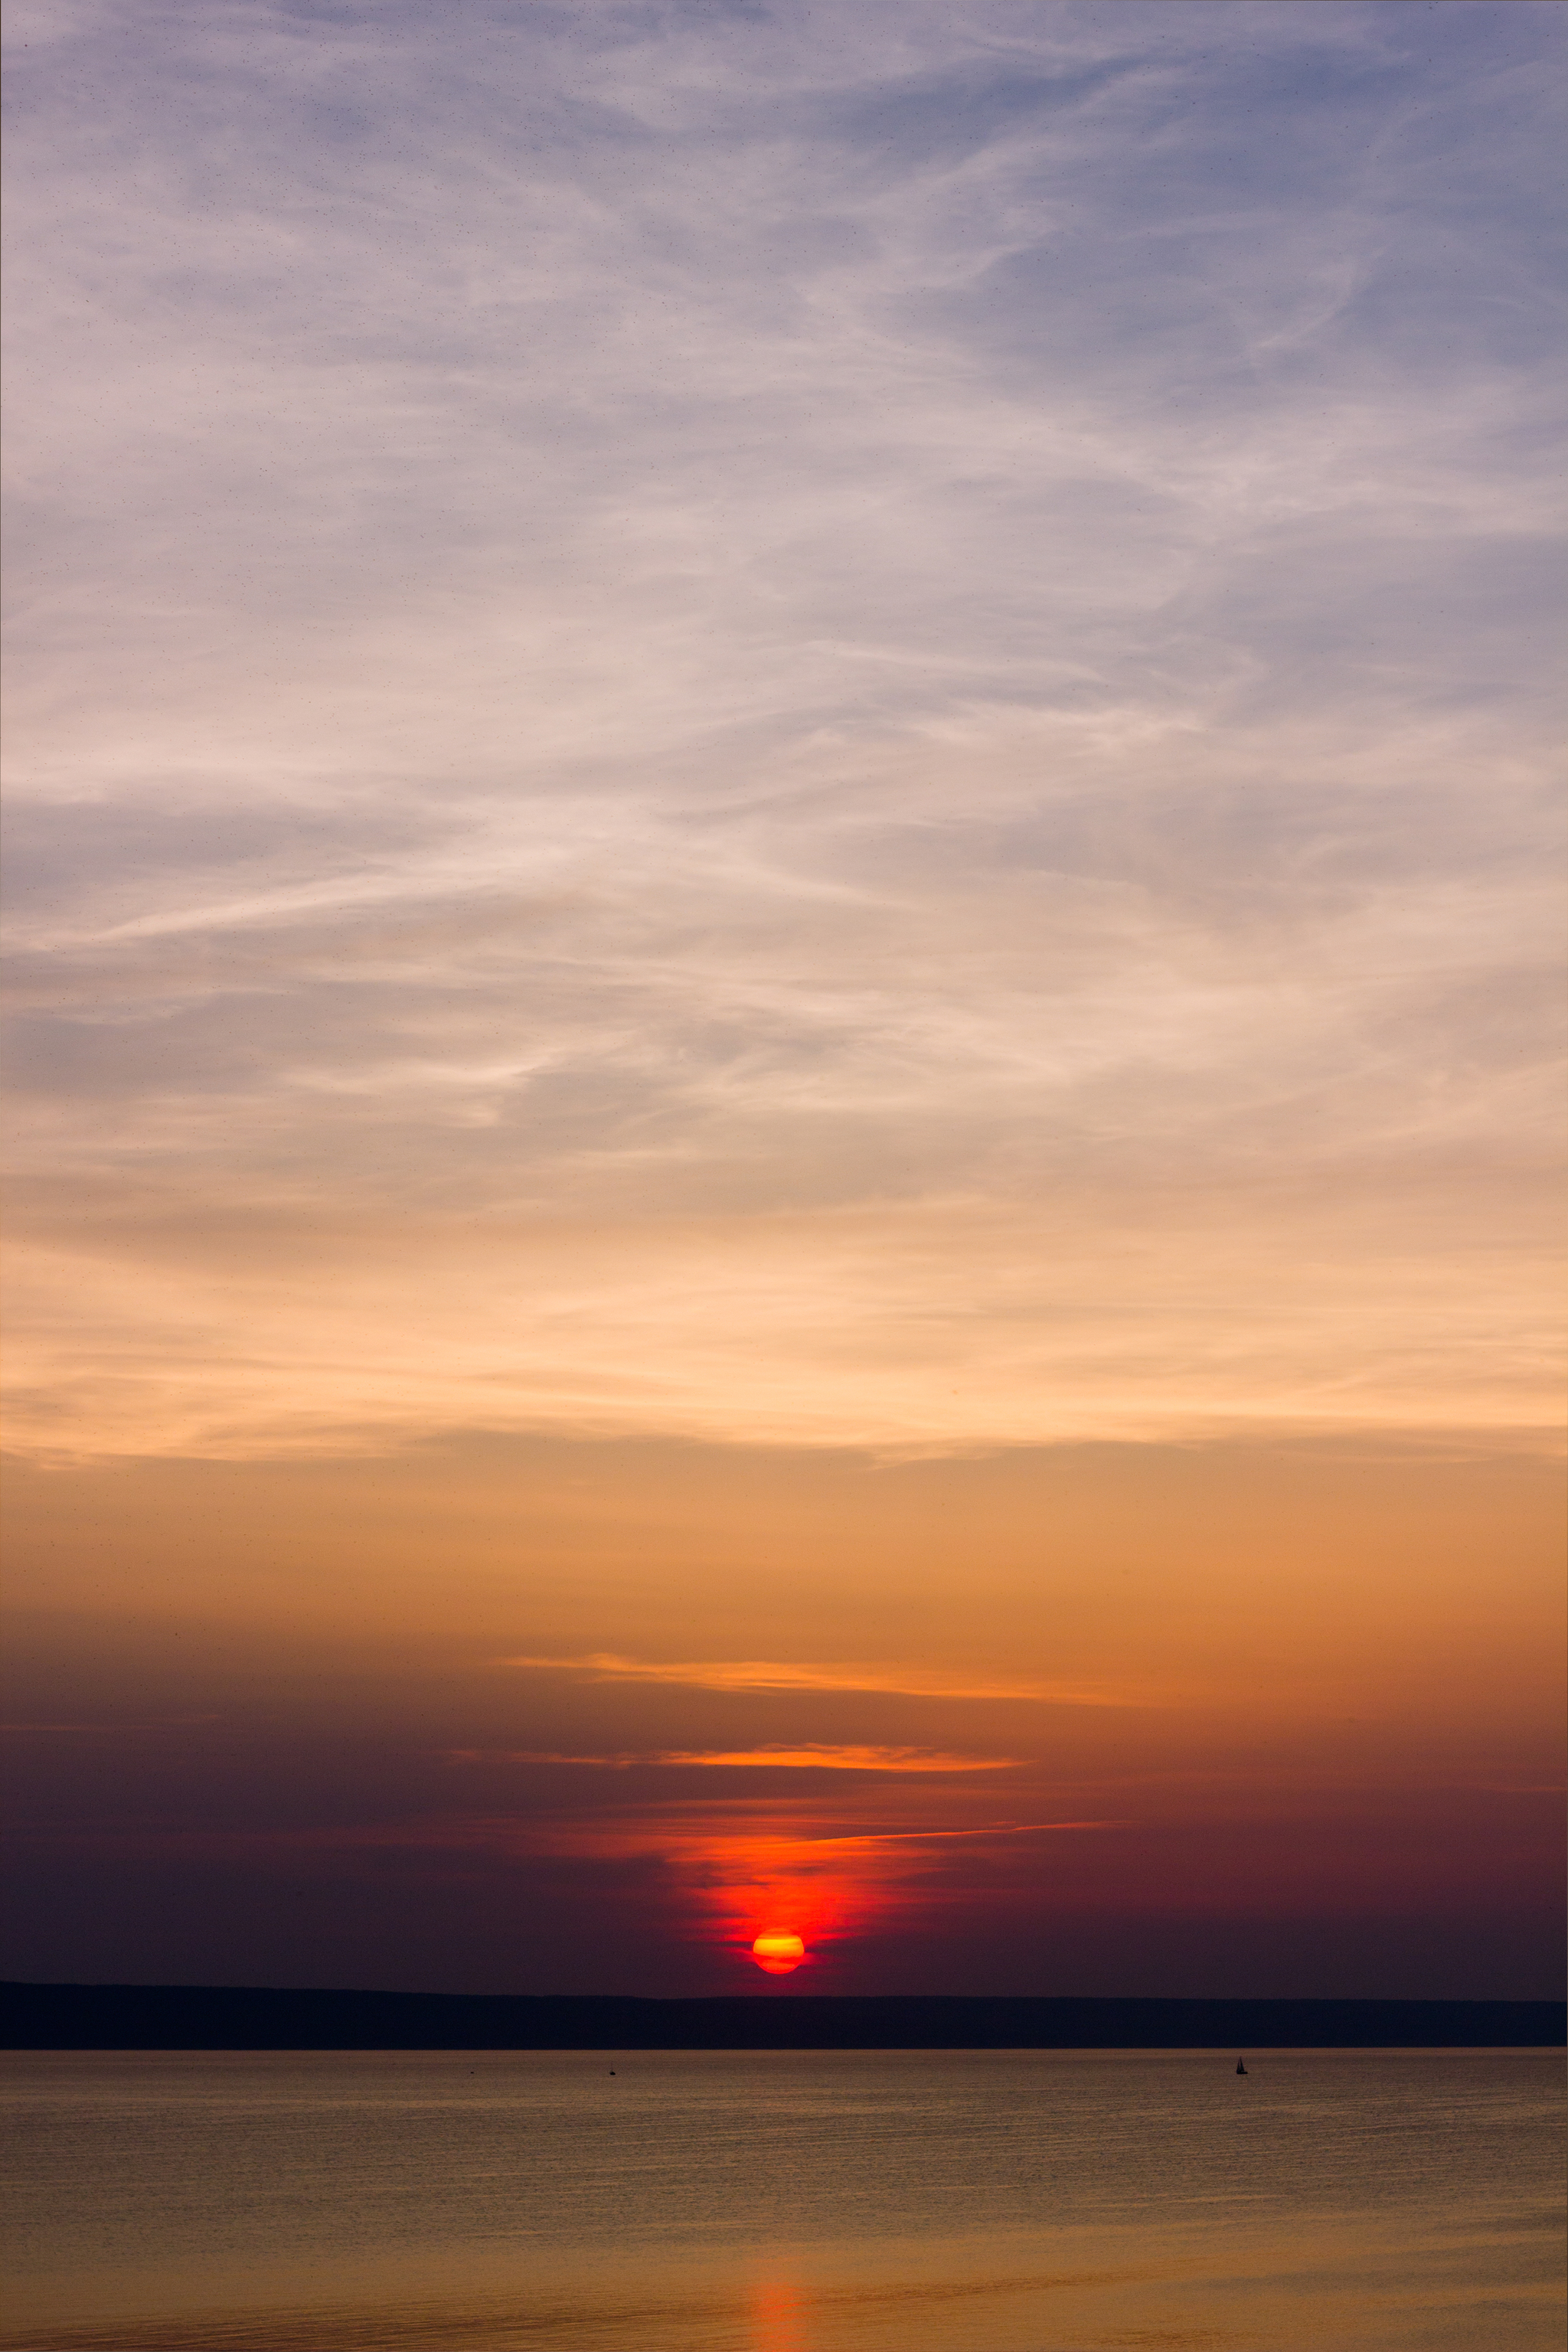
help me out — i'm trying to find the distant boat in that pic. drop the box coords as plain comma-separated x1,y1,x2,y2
1236,2059,1248,2076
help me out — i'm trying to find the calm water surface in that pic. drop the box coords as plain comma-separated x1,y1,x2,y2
2,2049,1562,2350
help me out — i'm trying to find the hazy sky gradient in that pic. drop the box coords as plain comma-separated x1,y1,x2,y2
3,0,1563,1998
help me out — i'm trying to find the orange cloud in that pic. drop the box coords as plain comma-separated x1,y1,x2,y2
446,1746,1024,1772
663,1748,1021,1772
501,1653,1140,1707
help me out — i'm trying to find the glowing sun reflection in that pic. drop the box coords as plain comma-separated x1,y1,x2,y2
749,2278,809,2352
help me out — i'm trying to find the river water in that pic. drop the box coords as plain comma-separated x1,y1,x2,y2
2,2047,1562,2349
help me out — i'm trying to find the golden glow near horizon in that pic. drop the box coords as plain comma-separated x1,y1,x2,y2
2,2,1563,1998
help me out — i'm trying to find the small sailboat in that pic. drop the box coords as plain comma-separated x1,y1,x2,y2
1236,2058,1248,2076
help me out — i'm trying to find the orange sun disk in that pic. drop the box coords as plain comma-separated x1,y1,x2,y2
751,1930,806,1975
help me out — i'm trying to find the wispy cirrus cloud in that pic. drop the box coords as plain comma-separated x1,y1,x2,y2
3,0,1562,1462
446,1745,1024,1773
500,1655,1140,1707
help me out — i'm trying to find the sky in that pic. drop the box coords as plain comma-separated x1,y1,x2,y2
2,0,1563,2000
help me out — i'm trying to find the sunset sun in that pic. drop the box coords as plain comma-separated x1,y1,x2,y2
751,1931,806,1975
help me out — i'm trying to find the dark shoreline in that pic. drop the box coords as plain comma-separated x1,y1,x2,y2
4,1985,1562,2050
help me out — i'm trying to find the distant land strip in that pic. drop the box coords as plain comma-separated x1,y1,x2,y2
3,1987,1563,2050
